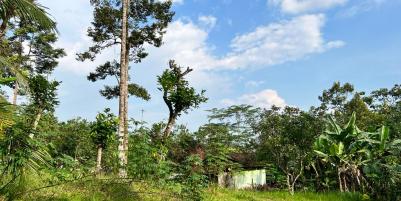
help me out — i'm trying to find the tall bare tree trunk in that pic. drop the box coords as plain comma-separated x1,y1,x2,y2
117,0,130,178
12,82,18,105
96,146,103,174
123,31,130,162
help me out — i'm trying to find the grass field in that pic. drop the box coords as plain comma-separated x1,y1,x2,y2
10,178,366,201
205,188,366,201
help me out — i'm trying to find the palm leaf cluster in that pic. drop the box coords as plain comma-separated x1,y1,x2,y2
0,56,28,88
0,0,56,33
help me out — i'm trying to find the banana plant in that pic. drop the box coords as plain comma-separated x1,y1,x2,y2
314,113,374,192
315,112,401,195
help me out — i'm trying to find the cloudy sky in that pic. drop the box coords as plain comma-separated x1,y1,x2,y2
36,0,401,130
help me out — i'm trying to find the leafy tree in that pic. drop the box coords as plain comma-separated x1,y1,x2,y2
257,106,322,194
317,81,355,116
343,93,383,131
367,84,401,139
2,21,65,105
86,61,150,100
0,0,58,95
158,60,208,140
177,154,207,201
27,75,60,133
207,104,261,151
168,125,197,162
90,108,118,173
195,123,239,179
128,127,173,180
314,82,383,131
78,0,174,177
45,117,95,177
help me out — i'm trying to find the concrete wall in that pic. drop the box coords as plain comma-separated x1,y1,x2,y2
218,169,266,189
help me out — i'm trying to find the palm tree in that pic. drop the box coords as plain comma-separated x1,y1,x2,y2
0,0,57,39
1,0,56,104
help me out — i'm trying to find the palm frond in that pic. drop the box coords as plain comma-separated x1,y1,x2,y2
0,56,28,88
0,0,57,33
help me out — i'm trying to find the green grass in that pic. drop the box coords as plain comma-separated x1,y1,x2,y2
7,178,365,201
18,179,182,201
205,187,366,201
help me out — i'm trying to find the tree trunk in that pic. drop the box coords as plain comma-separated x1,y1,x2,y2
338,169,343,192
96,146,103,174
343,174,348,192
12,82,18,105
291,168,303,195
163,114,176,139
32,111,42,130
117,0,130,178
123,38,130,164
29,109,42,138
286,167,303,195
287,174,293,195
0,16,9,40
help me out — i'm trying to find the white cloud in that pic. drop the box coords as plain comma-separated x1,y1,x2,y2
56,32,118,75
141,20,232,94
211,14,345,70
145,19,217,71
52,11,344,75
269,0,348,14
245,80,265,88
198,15,217,31
148,15,344,72
338,0,387,17
221,89,286,108
325,40,346,49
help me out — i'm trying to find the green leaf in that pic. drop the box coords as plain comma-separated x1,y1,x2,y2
1,0,57,33
329,144,338,156
314,150,329,158
380,126,389,152
358,149,372,160
0,77,16,85
391,139,401,147
338,142,344,155
327,115,342,134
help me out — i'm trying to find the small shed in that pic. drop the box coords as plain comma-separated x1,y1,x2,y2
218,169,266,189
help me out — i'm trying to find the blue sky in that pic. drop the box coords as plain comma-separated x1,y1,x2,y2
33,0,401,130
